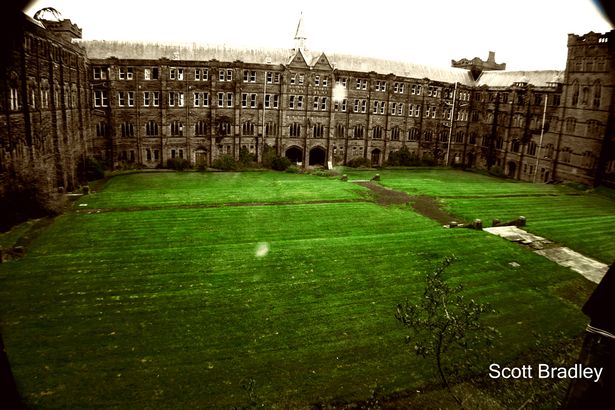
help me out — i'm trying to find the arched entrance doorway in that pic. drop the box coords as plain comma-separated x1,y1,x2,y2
507,161,517,178
194,148,208,167
285,146,303,164
309,146,326,166
371,149,381,166
466,152,475,168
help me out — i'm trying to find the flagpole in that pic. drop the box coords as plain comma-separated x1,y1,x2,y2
533,94,548,183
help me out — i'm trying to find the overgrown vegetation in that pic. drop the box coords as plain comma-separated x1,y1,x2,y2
346,156,372,168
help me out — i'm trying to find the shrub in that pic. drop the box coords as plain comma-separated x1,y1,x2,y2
285,165,302,174
166,158,191,171
346,157,371,168
0,162,67,230
239,146,256,166
386,146,419,167
78,157,105,181
212,155,239,171
271,156,291,171
489,165,505,177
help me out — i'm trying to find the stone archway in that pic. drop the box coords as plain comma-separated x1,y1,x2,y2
371,148,381,166
467,152,475,168
507,161,517,178
285,146,303,164
308,146,326,166
194,148,208,167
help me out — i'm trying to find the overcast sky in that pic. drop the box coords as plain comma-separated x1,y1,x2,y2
24,0,613,71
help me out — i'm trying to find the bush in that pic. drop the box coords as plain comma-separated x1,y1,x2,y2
285,165,302,174
489,165,505,177
271,156,291,171
346,157,371,168
0,162,67,231
166,158,191,171
386,146,419,167
212,155,239,171
79,157,105,181
239,146,256,166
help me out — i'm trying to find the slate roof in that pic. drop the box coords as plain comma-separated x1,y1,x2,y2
76,40,476,84
476,70,564,87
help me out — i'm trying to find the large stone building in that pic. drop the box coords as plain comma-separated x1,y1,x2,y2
2,11,614,189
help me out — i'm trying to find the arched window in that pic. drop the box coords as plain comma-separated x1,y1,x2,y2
171,121,183,136
242,121,255,136
391,127,400,141
571,81,579,106
335,124,345,138
353,125,364,139
593,80,601,108
313,123,325,138
146,121,159,136
372,126,383,139
195,120,208,136
289,123,301,137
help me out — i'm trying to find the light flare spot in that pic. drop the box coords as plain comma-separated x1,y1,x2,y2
255,242,270,258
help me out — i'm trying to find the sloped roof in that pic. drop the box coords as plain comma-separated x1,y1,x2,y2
476,70,564,87
76,39,475,84
76,40,295,65
326,52,475,85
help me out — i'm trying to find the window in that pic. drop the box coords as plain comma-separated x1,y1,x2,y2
391,127,400,141
375,80,386,92
313,123,324,138
146,121,159,136
455,131,465,143
218,92,224,107
265,94,279,109
265,122,278,136
469,132,477,145
361,100,367,113
144,91,151,107
394,82,404,93
298,74,304,84
571,81,579,106
242,121,255,136
423,130,432,141
93,67,107,80
243,70,256,82
226,93,233,107
314,96,320,110
411,84,421,95
218,120,231,136
335,124,345,138
408,128,419,141
353,125,364,139
195,68,208,81
511,139,520,153
290,123,301,137
593,81,601,108
120,122,135,137
219,69,232,82
565,117,577,133
170,68,184,80
587,120,601,137
195,120,208,136
290,95,295,110
127,91,135,107
527,141,537,156
94,90,108,107
118,91,126,107
152,91,160,107
356,79,367,90
96,121,108,137
561,147,572,163
118,67,133,80
582,151,596,169
9,87,20,111
314,75,320,86
170,121,183,136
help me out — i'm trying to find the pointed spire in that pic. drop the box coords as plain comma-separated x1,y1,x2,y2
294,12,307,51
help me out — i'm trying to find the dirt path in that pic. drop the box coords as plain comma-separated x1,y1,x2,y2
355,181,462,225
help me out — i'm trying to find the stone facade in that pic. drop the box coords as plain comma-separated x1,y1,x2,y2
2,12,614,189
0,13,90,192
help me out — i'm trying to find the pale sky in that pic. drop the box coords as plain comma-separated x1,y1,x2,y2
24,0,613,71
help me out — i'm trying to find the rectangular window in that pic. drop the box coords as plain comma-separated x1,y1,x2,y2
219,69,225,81
265,94,271,108
194,92,201,107
361,99,367,113
250,94,257,108
315,75,320,86
118,91,125,107
9,87,20,110
93,67,108,80
267,71,273,84
127,91,135,107
226,69,233,81
273,94,279,109
321,97,327,111
298,74,304,84
168,92,175,107
323,76,328,87
144,68,151,80
289,95,295,109
203,92,209,107
297,95,303,109
242,93,248,108
226,92,233,107
94,90,108,107
314,96,320,110
152,91,160,107
218,92,224,107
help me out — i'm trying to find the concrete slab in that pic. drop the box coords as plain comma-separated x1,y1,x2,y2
483,226,551,245
535,247,608,284
484,226,607,284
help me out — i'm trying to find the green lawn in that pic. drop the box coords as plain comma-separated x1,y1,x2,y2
0,170,606,408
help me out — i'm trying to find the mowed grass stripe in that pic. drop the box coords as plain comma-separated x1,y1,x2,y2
81,172,367,209
0,171,600,408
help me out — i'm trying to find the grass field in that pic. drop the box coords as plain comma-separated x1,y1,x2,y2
0,169,610,409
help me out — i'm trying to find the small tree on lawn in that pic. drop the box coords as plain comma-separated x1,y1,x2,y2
395,256,499,408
